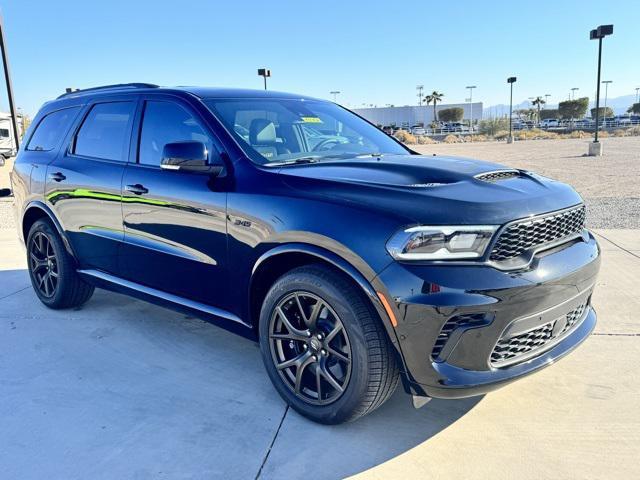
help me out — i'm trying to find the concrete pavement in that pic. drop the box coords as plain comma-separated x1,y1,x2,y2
0,226,638,479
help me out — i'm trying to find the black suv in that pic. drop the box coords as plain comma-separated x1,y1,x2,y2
10,84,600,424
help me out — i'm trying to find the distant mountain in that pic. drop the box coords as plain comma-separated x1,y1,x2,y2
484,94,638,117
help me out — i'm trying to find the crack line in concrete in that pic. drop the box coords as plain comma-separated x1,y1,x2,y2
0,285,30,301
255,405,289,480
593,231,640,261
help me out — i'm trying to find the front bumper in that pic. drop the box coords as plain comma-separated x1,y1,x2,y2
373,231,601,398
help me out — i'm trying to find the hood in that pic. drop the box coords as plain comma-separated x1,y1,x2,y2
278,154,583,225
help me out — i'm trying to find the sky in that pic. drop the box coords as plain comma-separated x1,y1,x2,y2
1,0,639,116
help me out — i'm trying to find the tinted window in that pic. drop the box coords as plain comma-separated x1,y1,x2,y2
27,107,80,151
0,128,9,138
139,101,212,166
74,102,135,161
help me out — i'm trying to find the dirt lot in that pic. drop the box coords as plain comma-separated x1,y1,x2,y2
413,136,640,228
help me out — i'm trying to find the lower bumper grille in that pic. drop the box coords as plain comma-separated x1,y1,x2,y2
490,302,589,367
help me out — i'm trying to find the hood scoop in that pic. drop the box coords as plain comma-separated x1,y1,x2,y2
475,169,522,182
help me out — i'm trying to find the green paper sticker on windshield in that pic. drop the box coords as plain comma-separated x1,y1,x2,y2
300,116,323,123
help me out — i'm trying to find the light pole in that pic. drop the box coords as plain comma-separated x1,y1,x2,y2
416,85,424,106
257,68,271,90
0,14,19,153
571,87,579,100
589,24,614,156
544,94,551,108
507,77,517,144
602,80,612,117
466,85,476,132
330,91,340,103
636,87,639,103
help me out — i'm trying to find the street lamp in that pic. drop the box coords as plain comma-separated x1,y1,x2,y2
571,87,579,100
544,94,551,108
330,91,340,103
466,85,476,132
635,87,639,104
0,14,19,152
257,68,271,90
416,85,424,106
507,77,517,144
589,24,614,156
602,80,612,117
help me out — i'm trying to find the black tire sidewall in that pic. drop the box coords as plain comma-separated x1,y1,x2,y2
259,266,375,424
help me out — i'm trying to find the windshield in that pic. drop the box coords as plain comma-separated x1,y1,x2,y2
204,98,410,165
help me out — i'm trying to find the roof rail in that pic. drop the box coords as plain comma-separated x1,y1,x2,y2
57,83,159,99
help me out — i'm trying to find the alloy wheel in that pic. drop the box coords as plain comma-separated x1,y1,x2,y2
29,231,59,298
269,291,352,405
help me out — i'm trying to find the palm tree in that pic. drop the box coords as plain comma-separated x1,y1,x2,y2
531,96,546,123
425,91,444,123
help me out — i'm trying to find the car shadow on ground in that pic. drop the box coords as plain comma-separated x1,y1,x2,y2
0,269,481,479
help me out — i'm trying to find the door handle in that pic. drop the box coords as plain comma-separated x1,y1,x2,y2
125,184,149,195
49,172,66,182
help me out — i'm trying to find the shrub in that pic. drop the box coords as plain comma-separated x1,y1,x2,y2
479,118,509,136
417,135,436,144
394,130,416,144
539,109,559,120
494,130,511,140
612,129,627,137
595,130,609,138
443,134,461,143
627,126,640,136
559,97,589,119
591,107,614,118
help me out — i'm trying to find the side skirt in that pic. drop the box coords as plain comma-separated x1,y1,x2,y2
77,269,255,340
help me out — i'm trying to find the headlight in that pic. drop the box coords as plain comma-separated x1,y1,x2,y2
386,225,498,261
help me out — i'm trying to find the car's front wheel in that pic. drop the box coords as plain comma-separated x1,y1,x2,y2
259,264,399,424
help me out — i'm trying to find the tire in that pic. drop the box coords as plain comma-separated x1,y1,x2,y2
26,218,94,309
259,264,399,424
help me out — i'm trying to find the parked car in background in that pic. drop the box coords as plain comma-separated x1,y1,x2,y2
411,126,426,136
539,119,560,128
10,83,601,424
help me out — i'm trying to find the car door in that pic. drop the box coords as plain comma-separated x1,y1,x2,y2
45,98,137,274
119,96,229,307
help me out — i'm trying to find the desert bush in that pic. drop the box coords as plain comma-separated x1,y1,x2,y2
479,118,509,136
463,134,488,142
570,130,586,138
627,126,640,136
612,129,627,137
443,134,461,143
539,109,559,120
591,107,614,118
394,130,417,144
493,130,511,140
417,135,436,144
595,130,609,138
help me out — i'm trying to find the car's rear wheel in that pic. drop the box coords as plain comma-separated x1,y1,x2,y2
27,219,94,309
259,264,399,424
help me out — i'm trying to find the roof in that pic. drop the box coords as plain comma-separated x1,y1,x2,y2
57,83,322,102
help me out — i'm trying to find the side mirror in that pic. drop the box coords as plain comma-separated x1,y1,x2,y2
160,141,224,175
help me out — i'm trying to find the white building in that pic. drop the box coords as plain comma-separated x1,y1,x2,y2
353,102,483,127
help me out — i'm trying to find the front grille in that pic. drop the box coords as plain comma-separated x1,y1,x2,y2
490,205,586,262
475,170,521,182
491,302,588,366
431,314,486,360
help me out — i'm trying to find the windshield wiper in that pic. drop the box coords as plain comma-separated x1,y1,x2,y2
264,157,321,167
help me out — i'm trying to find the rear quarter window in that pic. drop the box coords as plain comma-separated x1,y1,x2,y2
26,107,81,152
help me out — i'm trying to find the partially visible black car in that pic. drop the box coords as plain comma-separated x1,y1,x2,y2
10,84,600,424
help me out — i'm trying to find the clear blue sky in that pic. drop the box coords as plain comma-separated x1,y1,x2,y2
2,0,639,116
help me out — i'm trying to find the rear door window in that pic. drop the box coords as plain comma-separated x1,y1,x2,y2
26,107,81,151
73,102,135,161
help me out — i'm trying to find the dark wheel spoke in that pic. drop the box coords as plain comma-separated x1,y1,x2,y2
315,366,323,400
294,353,316,394
270,332,305,342
325,323,343,344
328,346,350,364
276,350,310,371
306,299,324,330
29,231,59,299
277,306,309,338
319,363,344,393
